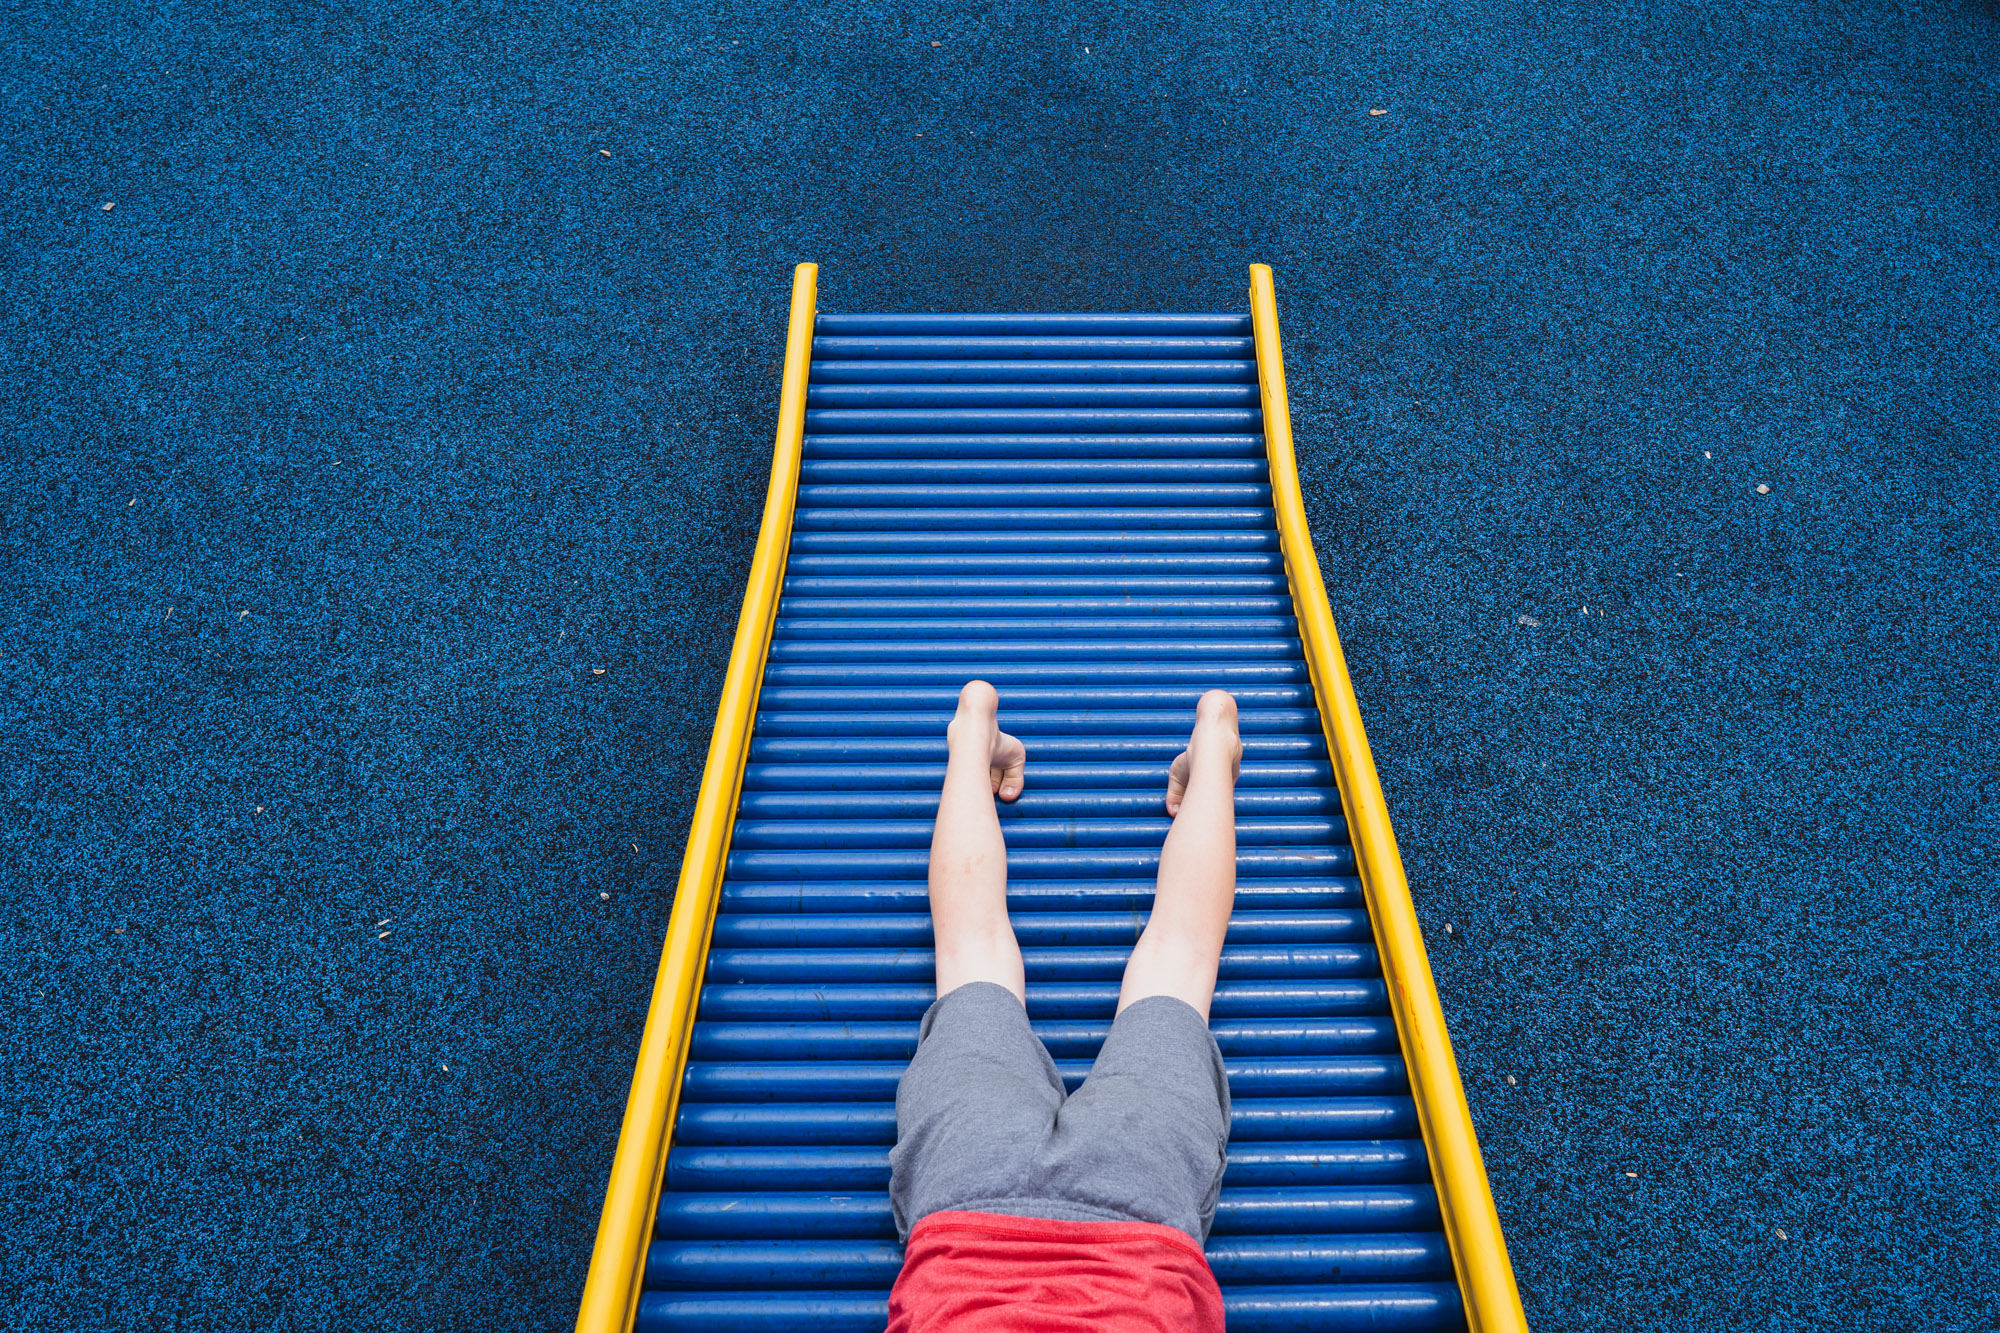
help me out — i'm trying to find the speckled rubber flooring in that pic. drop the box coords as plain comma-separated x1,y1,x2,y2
4,2,1995,1329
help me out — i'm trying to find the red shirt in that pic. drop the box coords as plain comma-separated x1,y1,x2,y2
886,1210,1226,1333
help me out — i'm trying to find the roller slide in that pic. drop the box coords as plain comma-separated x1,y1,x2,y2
575,265,1529,1333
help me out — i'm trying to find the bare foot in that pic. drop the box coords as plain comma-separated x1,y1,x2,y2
1165,689,1242,816
948,679,1028,802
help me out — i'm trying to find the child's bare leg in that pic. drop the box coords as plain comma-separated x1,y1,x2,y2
929,680,1029,1004
1117,689,1242,1019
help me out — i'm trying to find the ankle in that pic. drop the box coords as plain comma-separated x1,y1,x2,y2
946,712,998,753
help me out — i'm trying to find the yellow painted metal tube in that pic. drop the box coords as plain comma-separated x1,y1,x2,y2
573,262,818,1333
1248,264,1530,1333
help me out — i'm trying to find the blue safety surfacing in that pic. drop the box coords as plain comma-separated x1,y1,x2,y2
2,3,1995,1331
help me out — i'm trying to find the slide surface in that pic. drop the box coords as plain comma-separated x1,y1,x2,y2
578,268,1527,1333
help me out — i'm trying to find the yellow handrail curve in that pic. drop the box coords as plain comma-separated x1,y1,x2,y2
1248,263,1531,1333
574,262,818,1333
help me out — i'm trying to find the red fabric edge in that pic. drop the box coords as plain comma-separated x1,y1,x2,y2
906,1210,1215,1272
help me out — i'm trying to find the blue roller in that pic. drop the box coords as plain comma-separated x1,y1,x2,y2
750,706,1320,733
680,1096,1432,1144
634,1292,887,1333
725,817,1346,850
1208,1235,1454,1283
734,790,1345,819
772,617,1298,640
681,1056,1404,1102
633,1286,1464,1333
697,944,1378,984
800,433,1269,458
643,1226,1450,1293
813,313,1252,334
777,595,1296,617
743,734,1322,761
639,310,1469,1332
789,528,1281,552
686,1018,1402,1061
810,359,1258,383
796,482,1273,507
719,848,1357,882
788,528,1272,556
717,876,1364,913
805,383,1262,407
652,1183,1433,1231
755,683,1317,709
806,407,1266,434
782,578,1294,598
763,661,1314,685
1221,1284,1465,1332
646,1238,905,1288
786,551,1287,573
791,507,1277,532
662,1140,1427,1196
767,639,1305,664
800,459,1271,483
707,909,1367,948
691,980,1391,1023
736,760,1338,791
810,335,1256,360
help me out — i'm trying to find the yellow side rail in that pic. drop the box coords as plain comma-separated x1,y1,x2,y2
1248,264,1530,1333
574,262,818,1333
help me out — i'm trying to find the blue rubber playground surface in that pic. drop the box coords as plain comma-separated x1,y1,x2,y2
4,3,1996,1330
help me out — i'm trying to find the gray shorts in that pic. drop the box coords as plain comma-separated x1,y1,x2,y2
889,981,1232,1245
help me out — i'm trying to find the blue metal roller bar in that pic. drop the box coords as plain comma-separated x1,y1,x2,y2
762,662,1314,686
809,335,1256,360
744,735,1324,761
813,313,1252,335
791,508,1277,533
750,706,1320,732
706,909,1367,947
697,943,1379,984
772,616,1299,640
806,407,1266,434
806,383,1263,407
630,310,1474,1333
668,1102,1423,1153
685,1017,1402,1061
651,1182,1435,1233
661,1139,1428,1197
809,359,1260,384
724,816,1347,849
787,553,1287,576
643,1228,1449,1292
795,482,1273,506
776,595,1297,617
718,877,1364,915
789,529,1282,553
782,578,1293,598
737,760,1338,791
755,684,1318,709
718,879,1365,916
801,432,1269,458
799,459,1272,483
734,792,1344,821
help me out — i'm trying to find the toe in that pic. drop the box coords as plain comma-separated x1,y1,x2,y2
991,730,1028,802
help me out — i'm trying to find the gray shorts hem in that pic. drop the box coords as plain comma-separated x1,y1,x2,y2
940,1197,1153,1227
